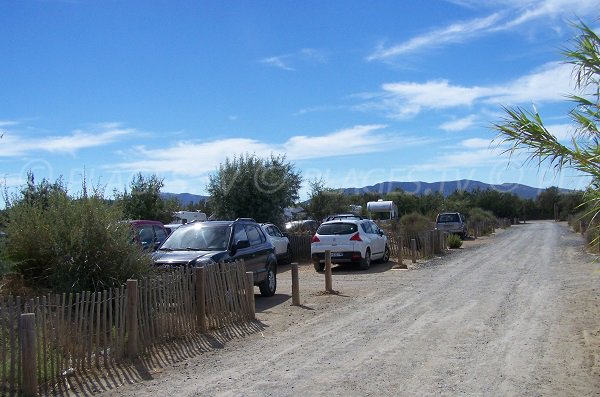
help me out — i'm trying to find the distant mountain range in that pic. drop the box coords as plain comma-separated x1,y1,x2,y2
161,192,208,206
162,179,574,204
342,179,571,199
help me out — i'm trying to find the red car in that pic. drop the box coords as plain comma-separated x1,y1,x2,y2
129,220,168,251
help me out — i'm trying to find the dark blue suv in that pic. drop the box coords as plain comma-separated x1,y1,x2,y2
152,218,278,296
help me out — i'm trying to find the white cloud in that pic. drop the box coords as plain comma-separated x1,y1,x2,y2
440,115,477,132
461,138,491,148
545,123,574,141
357,62,573,119
0,120,19,127
0,122,135,157
260,48,326,71
367,13,502,61
369,0,598,61
110,125,429,177
260,56,295,71
413,147,504,171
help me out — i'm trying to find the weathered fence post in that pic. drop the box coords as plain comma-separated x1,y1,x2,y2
20,313,37,397
325,250,333,292
246,272,255,319
397,235,406,268
411,238,417,263
474,224,478,239
291,262,300,306
195,267,208,333
126,279,139,359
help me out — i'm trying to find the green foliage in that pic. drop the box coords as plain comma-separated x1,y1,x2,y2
467,207,497,224
116,173,179,223
399,212,433,233
447,234,463,249
5,176,152,292
208,154,302,223
493,20,600,228
303,179,348,222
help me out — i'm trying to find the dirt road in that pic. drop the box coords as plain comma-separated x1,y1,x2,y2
99,221,600,396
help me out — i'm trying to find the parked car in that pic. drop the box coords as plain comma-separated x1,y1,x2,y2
152,218,278,297
435,212,467,239
260,223,292,264
324,213,365,221
310,218,390,271
129,220,168,251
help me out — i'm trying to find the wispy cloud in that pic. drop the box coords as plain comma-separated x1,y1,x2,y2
260,48,326,71
0,122,136,157
0,120,20,128
369,0,598,61
110,124,430,177
367,13,501,61
440,115,477,132
356,62,573,119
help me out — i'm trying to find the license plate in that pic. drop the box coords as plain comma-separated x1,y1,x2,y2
330,252,344,257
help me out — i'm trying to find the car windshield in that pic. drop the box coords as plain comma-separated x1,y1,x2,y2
437,214,460,223
160,225,230,251
317,223,358,235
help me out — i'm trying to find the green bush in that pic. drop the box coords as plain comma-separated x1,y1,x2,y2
4,178,152,292
399,212,433,233
447,234,463,249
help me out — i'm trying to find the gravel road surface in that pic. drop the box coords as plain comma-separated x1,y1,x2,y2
97,221,600,396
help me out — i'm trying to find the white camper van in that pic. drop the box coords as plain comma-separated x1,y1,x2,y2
171,210,207,224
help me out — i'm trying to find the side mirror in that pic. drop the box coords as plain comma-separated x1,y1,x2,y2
231,239,250,255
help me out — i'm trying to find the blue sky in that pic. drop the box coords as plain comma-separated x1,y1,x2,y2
0,0,598,201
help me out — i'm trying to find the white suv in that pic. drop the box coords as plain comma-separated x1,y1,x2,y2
311,219,390,271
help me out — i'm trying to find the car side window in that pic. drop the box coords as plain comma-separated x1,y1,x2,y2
361,222,374,234
154,226,167,242
266,226,276,237
370,221,381,234
246,225,264,245
233,225,249,245
273,226,283,237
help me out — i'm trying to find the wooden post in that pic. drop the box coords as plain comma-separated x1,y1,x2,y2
397,235,405,268
20,313,37,397
246,272,255,319
291,263,300,306
126,279,138,359
474,224,478,240
410,238,417,263
195,267,207,333
325,250,333,292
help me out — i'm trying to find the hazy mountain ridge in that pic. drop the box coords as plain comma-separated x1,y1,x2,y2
343,179,572,199
163,179,574,204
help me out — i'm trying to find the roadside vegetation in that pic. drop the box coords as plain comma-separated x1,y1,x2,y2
493,20,600,239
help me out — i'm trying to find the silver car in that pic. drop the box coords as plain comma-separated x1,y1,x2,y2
435,212,467,239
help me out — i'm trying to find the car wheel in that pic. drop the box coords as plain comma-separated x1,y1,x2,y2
259,265,277,297
314,261,325,272
381,245,390,263
359,249,371,270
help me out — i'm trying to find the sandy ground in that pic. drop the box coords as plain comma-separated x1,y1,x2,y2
91,221,600,397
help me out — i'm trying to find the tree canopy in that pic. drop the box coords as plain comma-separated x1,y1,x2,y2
207,154,302,224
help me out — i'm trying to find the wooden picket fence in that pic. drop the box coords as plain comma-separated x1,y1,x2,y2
0,260,253,396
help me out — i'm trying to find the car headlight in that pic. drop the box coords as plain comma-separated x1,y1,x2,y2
193,257,217,268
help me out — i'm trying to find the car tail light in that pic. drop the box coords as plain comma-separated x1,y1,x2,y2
349,232,362,242
311,235,320,243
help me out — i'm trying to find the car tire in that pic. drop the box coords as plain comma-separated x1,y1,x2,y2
259,265,277,297
381,245,390,263
359,249,371,270
314,261,325,272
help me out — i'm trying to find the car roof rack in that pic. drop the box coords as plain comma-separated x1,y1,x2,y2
235,217,257,223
